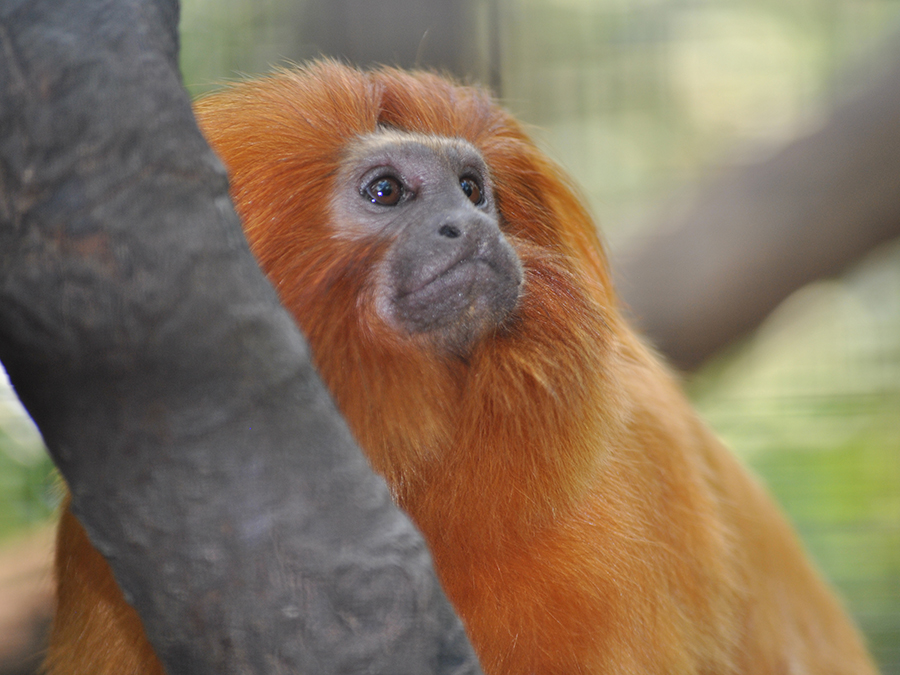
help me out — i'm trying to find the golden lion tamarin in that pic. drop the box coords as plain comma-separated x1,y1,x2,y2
46,62,878,675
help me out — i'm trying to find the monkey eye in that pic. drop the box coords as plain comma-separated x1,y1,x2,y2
460,176,484,205
364,176,403,206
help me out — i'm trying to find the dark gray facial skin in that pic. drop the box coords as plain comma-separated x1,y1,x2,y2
332,130,523,354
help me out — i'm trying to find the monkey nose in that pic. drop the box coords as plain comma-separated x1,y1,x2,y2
438,223,462,239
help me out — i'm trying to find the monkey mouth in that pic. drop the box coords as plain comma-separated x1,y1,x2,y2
398,256,494,300
392,254,521,337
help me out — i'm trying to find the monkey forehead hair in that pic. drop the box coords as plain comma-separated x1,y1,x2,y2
193,60,614,298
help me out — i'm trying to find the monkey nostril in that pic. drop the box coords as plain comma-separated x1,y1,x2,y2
438,224,461,239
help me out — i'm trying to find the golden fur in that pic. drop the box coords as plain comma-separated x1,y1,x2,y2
47,62,877,674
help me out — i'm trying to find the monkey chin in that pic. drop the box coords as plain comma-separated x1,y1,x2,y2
389,256,522,357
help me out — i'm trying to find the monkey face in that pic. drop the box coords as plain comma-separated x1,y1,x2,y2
333,130,523,354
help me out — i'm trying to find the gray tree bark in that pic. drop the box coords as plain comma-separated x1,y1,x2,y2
0,0,481,672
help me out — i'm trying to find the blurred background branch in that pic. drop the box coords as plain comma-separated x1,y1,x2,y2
2,0,898,672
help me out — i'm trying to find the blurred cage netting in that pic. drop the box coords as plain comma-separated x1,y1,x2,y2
1,0,898,672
